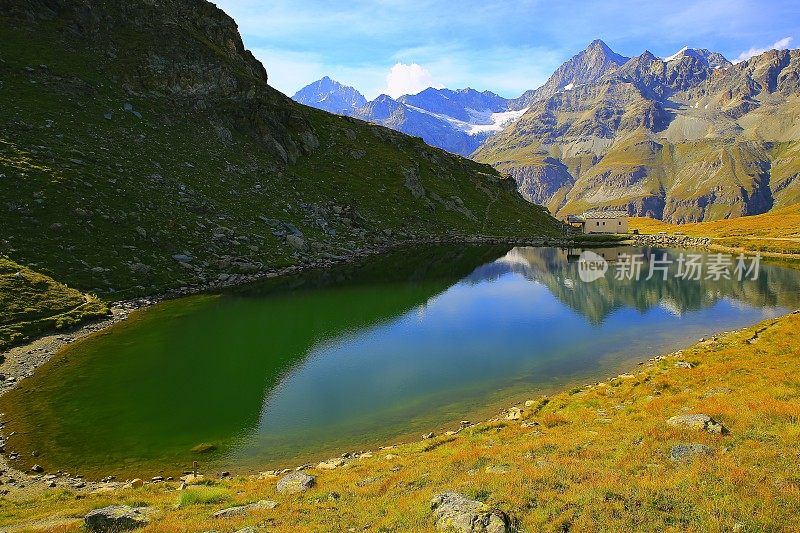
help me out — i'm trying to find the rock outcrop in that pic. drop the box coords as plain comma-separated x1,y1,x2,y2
430,492,513,532
276,471,315,494
84,506,150,532
667,414,727,434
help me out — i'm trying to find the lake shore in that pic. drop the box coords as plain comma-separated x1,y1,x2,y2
0,235,629,493
2,310,798,531
2,231,794,527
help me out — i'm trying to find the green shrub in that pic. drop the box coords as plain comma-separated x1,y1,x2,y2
175,487,231,508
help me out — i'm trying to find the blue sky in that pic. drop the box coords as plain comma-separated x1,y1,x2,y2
215,0,799,99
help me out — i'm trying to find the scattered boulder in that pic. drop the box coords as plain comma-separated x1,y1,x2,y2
213,500,277,518
286,234,306,251
129,262,151,274
484,464,512,475
276,471,315,494
172,254,192,263
670,444,715,461
84,506,149,532
505,407,522,421
430,492,512,532
316,457,346,470
667,414,727,434
674,361,694,369
180,474,205,484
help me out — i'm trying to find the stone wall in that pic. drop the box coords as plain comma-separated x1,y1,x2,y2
630,233,712,249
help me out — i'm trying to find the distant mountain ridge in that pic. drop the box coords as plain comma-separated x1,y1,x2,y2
662,47,732,69
295,39,800,222
293,83,525,156
290,39,640,157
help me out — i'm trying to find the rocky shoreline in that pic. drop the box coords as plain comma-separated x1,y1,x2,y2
629,233,712,249
0,234,627,497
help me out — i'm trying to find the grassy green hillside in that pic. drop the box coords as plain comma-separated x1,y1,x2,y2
0,0,561,309
0,257,108,350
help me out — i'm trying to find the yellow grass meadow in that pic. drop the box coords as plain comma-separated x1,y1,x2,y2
630,203,800,256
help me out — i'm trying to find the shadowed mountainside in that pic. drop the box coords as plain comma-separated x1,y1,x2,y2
0,0,561,306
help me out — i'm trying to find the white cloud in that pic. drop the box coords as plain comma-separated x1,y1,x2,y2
734,36,793,63
382,63,441,98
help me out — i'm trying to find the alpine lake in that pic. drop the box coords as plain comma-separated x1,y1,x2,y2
2,245,799,479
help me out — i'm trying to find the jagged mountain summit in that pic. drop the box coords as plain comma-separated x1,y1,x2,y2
662,47,732,69
292,76,368,115
511,39,630,109
293,39,632,157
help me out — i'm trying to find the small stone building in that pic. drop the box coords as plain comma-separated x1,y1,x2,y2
565,210,629,234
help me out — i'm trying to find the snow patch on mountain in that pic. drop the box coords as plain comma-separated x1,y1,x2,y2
664,46,689,62
406,106,528,136
661,47,732,69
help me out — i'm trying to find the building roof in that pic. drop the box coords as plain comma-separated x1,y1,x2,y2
577,210,629,220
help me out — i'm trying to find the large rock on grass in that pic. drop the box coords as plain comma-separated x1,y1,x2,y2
276,471,315,494
85,506,149,532
430,492,512,532
666,414,727,434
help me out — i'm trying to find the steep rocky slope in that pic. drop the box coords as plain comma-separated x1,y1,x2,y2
0,0,561,302
475,43,800,222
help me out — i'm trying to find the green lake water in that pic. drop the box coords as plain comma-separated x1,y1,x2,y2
2,245,799,479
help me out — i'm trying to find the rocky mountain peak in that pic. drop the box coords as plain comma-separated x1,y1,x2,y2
292,77,367,116
664,47,732,69
586,39,628,64
511,39,630,108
